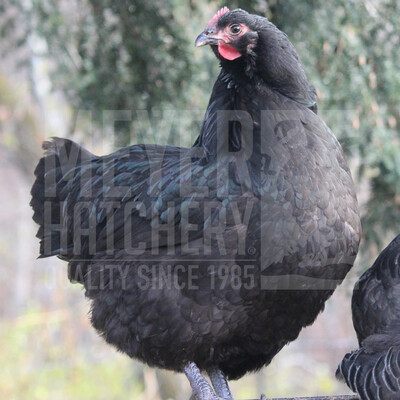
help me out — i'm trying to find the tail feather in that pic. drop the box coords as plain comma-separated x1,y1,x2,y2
30,138,95,258
337,338,400,400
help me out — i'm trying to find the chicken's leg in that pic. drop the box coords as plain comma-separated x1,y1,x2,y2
207,368,234,400
184,362,225,400
207,368,267,400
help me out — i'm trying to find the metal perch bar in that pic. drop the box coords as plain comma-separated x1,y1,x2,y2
251,396,359,400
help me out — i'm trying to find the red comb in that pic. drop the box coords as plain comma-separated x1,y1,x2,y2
207,6,230,28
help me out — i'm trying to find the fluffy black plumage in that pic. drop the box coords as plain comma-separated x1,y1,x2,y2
337,235,400,400
31,7,360,398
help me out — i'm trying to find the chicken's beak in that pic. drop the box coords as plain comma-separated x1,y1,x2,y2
195,29,220,47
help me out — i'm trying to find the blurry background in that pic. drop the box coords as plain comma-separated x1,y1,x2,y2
1,0,400,399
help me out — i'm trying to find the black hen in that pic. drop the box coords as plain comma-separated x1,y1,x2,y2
337,235,400,400
31,7,361,400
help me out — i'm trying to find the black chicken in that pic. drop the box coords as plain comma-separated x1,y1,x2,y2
31,7,361,400
337,234,400,400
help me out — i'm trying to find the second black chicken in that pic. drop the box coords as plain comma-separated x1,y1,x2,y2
337,234,400,400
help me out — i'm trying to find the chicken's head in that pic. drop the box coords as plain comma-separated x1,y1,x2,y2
195,7,258,61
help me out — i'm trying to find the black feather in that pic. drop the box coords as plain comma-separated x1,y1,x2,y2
337,235,400,400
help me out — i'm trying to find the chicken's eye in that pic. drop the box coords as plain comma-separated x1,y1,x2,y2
229,24,242,35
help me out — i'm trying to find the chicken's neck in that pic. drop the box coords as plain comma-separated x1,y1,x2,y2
192,71,263,164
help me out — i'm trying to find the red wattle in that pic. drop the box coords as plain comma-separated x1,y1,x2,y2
218,42,242,60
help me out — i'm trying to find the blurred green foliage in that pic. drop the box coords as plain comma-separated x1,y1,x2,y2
32,0,194,136
0,309,143,400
